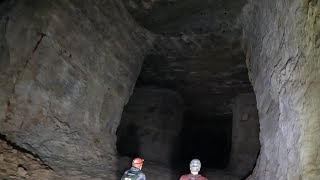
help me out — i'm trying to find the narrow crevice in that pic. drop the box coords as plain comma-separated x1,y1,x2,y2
0,15,9,33
0,133,53,171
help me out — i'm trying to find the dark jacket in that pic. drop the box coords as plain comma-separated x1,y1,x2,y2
121,167,146,180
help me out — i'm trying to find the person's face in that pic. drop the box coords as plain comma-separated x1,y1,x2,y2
190,171,199,175
137,164,143,170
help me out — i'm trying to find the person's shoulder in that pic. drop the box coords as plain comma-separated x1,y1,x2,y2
179,174,189,179
139,171,146,177
139,172,146,180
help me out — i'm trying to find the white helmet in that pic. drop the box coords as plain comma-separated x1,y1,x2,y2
190,159,201,172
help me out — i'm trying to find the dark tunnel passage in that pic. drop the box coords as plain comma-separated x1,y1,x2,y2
113,0,261,178
179,113,232,169
116,1,261,171
117,102,232,169
115,2,260,175
116,50,260,177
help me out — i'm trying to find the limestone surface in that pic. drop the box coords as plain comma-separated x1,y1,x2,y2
241,0,320,179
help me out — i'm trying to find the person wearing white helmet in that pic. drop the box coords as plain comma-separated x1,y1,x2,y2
179,159,208,180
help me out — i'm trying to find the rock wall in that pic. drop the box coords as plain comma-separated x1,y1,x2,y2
228,93,259,177
0,138,62,180
117,87,184,166
241,0,320,179
0,0,153,172
0,136,126,180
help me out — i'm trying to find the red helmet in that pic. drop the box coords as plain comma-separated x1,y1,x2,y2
132,157,144,168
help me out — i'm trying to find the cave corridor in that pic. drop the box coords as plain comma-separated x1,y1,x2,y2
0,0,319,180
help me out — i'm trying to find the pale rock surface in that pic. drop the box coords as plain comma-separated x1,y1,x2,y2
241,0,320,179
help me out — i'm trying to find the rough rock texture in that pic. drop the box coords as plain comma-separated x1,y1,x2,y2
117,87,184,166
0,0,153,177
0,138,58,180
228,93,259,177
137,35,252,121
0,137,135,180
241,0,320,179
123,0,247,35
124,0,253,123
134,28,252,123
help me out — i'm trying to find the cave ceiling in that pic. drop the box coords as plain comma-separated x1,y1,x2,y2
124,0,252,119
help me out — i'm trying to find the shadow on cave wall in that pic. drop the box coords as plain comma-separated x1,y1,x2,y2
116,122,142,178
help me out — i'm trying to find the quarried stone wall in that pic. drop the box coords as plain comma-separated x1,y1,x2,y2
0,0,153,171
241,0,320,179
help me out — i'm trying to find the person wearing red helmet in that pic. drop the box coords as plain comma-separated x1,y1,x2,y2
121,157,146,180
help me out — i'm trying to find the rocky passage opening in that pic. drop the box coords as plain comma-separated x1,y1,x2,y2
116,52,260,177
116,1,261,177
116,88,234,169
